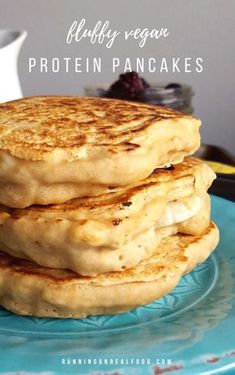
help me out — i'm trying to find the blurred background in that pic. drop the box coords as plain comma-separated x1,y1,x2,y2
0,0,234,154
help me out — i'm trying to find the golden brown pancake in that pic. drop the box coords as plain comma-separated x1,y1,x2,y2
0,158,215,275
0,96,200,208
0,223,219,318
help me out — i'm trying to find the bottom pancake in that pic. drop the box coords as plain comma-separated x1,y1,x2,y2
0,222,219,318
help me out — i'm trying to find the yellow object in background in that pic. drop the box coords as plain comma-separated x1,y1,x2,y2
206,161,235,174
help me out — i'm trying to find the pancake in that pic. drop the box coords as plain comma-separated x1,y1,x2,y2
0,96,201,208
0,159,215,275
0,222,219,318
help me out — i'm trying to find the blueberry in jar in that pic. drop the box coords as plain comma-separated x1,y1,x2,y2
107,72,150,100
165,83,182,91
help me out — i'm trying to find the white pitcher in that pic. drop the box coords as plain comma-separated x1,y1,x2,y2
0,30,27,103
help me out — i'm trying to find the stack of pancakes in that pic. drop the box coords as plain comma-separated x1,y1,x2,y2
0,96,219,318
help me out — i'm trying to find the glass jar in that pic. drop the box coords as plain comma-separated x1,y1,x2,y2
84,84,194,114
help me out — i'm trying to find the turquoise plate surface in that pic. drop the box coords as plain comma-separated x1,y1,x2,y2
0,195,234,375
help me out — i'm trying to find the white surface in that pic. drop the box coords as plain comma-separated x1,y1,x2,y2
0,30,26,103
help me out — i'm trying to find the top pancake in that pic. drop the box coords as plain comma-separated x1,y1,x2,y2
0,96,200,161
0,96,201,207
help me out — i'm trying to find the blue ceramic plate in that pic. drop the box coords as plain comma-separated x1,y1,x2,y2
0,195,234,375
